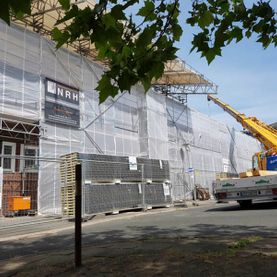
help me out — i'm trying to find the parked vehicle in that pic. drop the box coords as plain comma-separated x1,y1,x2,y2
208,95,277,207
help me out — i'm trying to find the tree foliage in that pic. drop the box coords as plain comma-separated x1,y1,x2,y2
0,0,276,102
187,0,277,64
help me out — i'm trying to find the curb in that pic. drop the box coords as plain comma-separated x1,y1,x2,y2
0,201,216,242
0,207,179,242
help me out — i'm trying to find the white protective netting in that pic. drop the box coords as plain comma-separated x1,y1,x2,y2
0,21,261,213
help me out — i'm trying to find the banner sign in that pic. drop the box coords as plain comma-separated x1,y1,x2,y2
45,78,80,128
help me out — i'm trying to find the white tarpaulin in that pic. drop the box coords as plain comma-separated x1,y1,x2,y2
0,21,261,213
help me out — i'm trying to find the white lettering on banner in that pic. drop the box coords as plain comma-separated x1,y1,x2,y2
65,90,71,99
46,80,79,103
45,78,80,127
57,87,64,97
72,93,79,102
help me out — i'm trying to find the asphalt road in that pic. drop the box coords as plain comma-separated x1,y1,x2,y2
1,201,277,261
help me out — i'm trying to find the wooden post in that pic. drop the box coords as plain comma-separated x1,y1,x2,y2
75,163,82,268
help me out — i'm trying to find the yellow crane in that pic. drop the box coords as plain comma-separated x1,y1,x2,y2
207,94,277,171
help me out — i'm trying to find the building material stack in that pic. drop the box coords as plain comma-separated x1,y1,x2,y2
216,172,239,180
60,153,79,216
60,153,171,216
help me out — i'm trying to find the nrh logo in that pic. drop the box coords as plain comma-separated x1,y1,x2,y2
47,80,79,103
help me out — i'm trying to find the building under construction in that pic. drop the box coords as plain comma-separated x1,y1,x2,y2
0,1,261,216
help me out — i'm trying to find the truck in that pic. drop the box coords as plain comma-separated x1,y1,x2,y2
207,95,277,208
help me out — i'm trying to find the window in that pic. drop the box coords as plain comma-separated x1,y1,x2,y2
1,142,16,172
20,145,39,171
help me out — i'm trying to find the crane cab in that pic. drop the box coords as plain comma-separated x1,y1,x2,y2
252,152,277,171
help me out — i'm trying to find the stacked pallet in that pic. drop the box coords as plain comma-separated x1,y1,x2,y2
59,152,171,216
60,152,78,184
60,181,75,216
216,172,238,180
60,153,79,216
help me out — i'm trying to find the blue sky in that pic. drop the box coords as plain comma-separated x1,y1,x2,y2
176,1,277,130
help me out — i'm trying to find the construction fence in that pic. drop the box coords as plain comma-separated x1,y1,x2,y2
0,153,173,220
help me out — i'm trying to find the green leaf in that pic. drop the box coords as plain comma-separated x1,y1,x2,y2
245,30,252,38
136,26,156,50
121,46,132,62
172,24,183,41
102,14,116,29
9,0,31,15
58,0,70,10
118,71,133,91
52,27,70,48
204,48,221,64
149,62,165,80
0,0,32,23
231,27,243,43
198,10,214,29
137,1,155,18
96,75,119,103
111,5,126,20
141,77,152,92
0,1,10,24
56,5,79,25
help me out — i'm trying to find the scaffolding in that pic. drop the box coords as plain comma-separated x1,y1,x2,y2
12,0,102,64
152,59,218,104
11,0,217,104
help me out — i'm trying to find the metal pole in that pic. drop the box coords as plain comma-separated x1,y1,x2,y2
141,164,146,211
75,163,82,268
192,171,197,202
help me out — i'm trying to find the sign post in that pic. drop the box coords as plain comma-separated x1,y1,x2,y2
75,164,82,268
186,167,196,201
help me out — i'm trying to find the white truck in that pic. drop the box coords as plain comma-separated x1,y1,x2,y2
213,174,277,208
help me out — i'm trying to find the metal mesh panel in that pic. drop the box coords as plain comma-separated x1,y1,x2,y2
84,183,142,214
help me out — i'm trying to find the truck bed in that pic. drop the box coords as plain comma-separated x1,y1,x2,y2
214,174,277,202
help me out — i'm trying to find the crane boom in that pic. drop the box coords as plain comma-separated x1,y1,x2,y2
207,94,277,153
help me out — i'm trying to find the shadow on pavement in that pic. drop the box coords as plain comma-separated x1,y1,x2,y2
1,221,276,261
206,201,277,212
1,223,277,276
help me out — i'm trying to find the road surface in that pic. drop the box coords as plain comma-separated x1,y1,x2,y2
0,201,276,261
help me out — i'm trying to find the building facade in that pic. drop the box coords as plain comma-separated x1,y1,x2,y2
0,21,260,215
